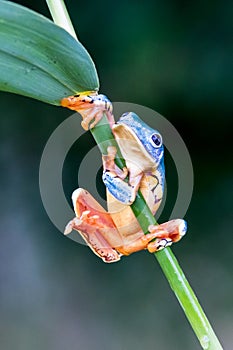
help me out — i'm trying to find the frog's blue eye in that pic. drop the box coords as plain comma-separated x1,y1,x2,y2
150,133,162,147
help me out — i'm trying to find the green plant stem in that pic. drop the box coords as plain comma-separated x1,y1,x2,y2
46,0,77,39
91,116,223,350
47,2,224,349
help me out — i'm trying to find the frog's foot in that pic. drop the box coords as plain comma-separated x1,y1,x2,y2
61,92,114,130
64,211,122,263
118,219,187,256
117,232,170,256
102,146,142,205
64,210,98,235
147,219,187,252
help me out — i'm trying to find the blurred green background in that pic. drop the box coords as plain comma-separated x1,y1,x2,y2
0,0,232,349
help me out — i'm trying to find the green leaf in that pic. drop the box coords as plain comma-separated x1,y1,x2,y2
0,0,99,105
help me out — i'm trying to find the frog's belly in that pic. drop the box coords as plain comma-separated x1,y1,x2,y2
107,196,142,242
107,175,163,243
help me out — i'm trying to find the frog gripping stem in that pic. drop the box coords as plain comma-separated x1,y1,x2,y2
61,92,114,130
50,0,224,345
147,219,187,252
102,145,143,205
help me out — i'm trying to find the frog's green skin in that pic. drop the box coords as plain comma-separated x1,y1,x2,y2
63,95,187,263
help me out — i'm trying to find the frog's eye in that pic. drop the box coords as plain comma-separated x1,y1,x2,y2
150,133,163,147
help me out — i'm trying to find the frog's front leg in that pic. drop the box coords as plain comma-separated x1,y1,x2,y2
102,146,143,205
61,92,114,130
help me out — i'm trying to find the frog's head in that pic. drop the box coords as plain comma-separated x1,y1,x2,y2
112,112,164,171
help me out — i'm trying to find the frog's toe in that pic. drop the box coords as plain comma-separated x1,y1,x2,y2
80,210,100,224
64,217,83,235
147,238,173,253
97,248,121,263
179,220,187,237
148,219,187,242
64,220,74,235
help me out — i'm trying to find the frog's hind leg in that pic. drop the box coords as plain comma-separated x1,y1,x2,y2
61,92,114,130
64,188,122,263
147,219,187,252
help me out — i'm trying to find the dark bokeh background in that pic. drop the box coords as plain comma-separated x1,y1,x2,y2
0,0,232,349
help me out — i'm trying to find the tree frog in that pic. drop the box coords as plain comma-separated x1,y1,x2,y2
61,92,187,263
